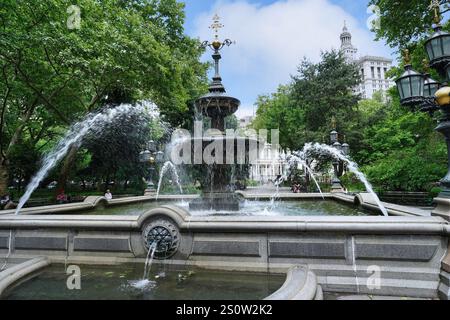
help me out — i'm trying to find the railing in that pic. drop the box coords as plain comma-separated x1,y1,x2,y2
378,191,433,207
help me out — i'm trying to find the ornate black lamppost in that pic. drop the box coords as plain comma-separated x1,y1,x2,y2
395,2,450,220
330,117,350,192
139,140,164,195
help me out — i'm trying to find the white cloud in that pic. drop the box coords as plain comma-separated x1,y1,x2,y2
191,0,394,117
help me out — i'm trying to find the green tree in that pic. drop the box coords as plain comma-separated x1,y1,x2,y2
356,92,447,191
369,0,449,49
252,50,361,151
0,0,208,195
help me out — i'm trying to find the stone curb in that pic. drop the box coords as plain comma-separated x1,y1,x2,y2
0,192,432,218
0,257,50,297
264,265,322,300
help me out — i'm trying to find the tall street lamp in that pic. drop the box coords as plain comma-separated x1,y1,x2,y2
139,140,165,195
330,117,350,192
395,3,450,220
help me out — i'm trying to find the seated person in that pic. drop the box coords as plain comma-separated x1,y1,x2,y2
56,190,68,204
1,194,16,210
104,189,113,200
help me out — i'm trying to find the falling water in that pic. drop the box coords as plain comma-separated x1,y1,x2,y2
128,242,158,290
288,154,324,199
156,161,183,199
351,237,360,293
143,242,158,279
302,143,388,216
0,230,12,271
266,182,280,212
14,103,154,215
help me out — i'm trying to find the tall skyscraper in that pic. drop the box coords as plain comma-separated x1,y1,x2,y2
340,22,394,100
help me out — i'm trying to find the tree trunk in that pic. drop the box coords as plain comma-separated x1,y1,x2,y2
0,159,8,196
56,145,78,192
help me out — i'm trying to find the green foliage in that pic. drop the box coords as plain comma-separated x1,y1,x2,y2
225,115,238,130
368,0,444,49
0,0,208,194
291,50,361,133
252,50,361,151
252,85,305,150
340,172,366,192
252,48,447,192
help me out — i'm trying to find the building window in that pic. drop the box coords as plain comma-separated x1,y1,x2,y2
371,67,375,78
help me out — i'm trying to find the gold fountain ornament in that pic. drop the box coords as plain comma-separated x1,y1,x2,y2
403,49,411,65
435,86,450,106
429,0,442,25
202,14,235,51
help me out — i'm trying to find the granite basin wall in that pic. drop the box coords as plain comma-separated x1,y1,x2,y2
0,205,449,298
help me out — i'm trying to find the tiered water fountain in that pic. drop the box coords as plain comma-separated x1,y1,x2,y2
187,15,256,211
0,14,449,301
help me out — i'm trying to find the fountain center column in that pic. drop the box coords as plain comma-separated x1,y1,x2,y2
188,15,246,211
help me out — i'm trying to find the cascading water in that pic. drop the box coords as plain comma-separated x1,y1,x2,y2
351,236,360,293
2,101,162,271
143,242,158,280
302,143,388,216
288,154,324,199
156,161,183,200
15,102,159,215
127,242,158,290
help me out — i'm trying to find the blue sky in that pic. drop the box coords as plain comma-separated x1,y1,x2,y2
180,0,396,117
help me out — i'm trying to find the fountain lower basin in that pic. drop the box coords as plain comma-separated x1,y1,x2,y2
2,264,285,300
83,198,372,217
0,203,449,299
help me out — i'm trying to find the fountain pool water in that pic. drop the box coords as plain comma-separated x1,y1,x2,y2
2,264,285,300
89,199,372,216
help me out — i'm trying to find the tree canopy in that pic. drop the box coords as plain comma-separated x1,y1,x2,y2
253,50,361,151
0,0,208,196
251,48,447,192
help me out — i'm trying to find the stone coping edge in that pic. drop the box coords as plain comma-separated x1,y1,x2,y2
0,192,432,218
0,205,448,235
264,265,322,300
0,256,50,297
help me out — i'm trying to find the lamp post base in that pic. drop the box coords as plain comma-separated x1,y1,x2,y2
144,181,156,196
331,179,344,193
439,243,450,300
433,118,450,221
331,163,344,193
144,188,157,196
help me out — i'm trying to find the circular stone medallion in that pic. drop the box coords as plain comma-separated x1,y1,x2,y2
142,219,180,259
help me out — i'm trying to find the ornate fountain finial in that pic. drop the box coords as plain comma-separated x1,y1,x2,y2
429,0,442,25
200,14,236,93
210,14,224,41
202,14,235,52
403,49,411,65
